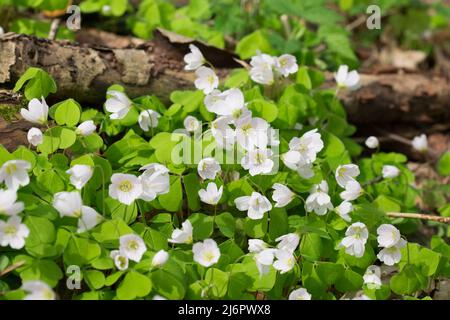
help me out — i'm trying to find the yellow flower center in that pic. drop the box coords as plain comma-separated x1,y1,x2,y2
127,240,139,251
4,225,17,235
119,180,133,192
204,250,215,262
5,164,17,175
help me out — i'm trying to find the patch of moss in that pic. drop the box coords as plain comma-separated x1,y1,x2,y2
0,104,21,122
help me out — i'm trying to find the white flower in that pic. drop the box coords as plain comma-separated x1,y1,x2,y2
20,97,48,124
194,66,219,94
254,248,276,276
289,287,311,300
352,294,371,300
0,160,31,191
198,182,223,205
105,90,132,120
66,164,93,190
77,206,102,233
205,88,245,117
273,249,295,274
0,26,4,36
183,116,200,133
119,234,147,263
305,180,333,216
198,158,221,180
152,249,169,268
363,265,382,289
335,164,360,188
275,54,298,77
235,192,272,220
382,165,400,179
339,222,369,258
365,136,379,149
138,164,170,201
377,224,401,248
102,5,111,14
334,65,360,90
340,180,362,201
168,220,193,244
411,134,428,153
276,233,300,253
210,116,235,150
241,148,274,176
248,239,269,253
53,191,83,217
272,183,295,208
138,109,160,131
285,129,324,165
153,295,167,300
250,52,275,85
22,281,55,300
335,201,353,222
110,250,129,271
0,189,24,216
184,44,205,70
377,238,407,266
192,239,220,267
27,127,43,147
235,114,269,150
76,120,96,136
0,215,29,249
109,173,143,205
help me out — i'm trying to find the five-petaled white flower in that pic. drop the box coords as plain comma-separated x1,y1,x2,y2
198,158,221,180
335,201,352,222
382,165,400,179
76,120,96,136
168,219,193,244
193,238,221,267
0,160,31,191
235,113,269,150
110,250,129,271
152,249,169,268
289,287,311,300
249,52,275,85
27,127,43,147
0,188,24,216
138,109,160,131
272,183,295,208
105,90,132,120
241,148,274,176
109,173,143,205
275,54,298,77
204,88,245,117
119,234,147,263
339,222,369,258
377,224,401,248
276,233,300,253
184,44,205,70
340,180,362,201
77,206,103,233
138,164,170,201
334,65,360,90
377,238,407,266
66,164,93,190
411,134,428,153
22,281,55,300
363,265,382,289
194,66,219,94
183,115,201,133
365,136,379,149
273,249,295,274
20,97,48,124
305,180,333,216
235,192,272,220
283,129,324,169
335,164,360,188
198,182,223,205
53,191,83,217
0,215,29,249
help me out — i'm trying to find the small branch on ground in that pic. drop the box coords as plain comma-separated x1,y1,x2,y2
387,212,450,223
48,18,61,40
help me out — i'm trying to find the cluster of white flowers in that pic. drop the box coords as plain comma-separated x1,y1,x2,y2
0,160,31,250
376,224,406,266
249,233,299,276
108,163,170,205
110,234,147,270
249,52,298,85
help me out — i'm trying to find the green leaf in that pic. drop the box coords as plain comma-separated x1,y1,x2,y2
158,176,182,212
205,268,229,298
189,213,214,240
63,236,101,266
247,99,278,123
390,265,427,295
18,257,63,288
183,173,201,211
13,67,57,100
53,99,81,127
437,151,450,176
215,212,235,238
335,268,363,292
151,268,186,300
24,215,57,258
244,215,268,238
84,270,105,290
117,271,152,300
236,30,274,59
